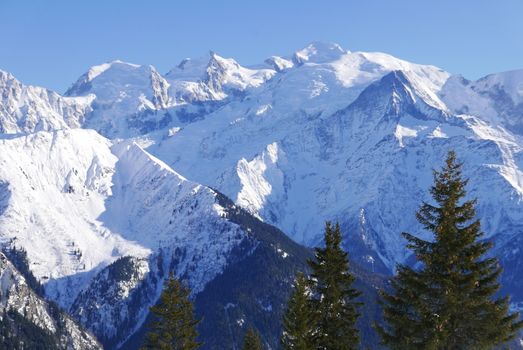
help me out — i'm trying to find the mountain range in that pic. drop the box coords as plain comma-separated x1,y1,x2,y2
1,41,523,348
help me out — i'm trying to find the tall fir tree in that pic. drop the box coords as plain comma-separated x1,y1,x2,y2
242,327,263,350
308,222,362,350
141,273,201,350
377,151,523,350
281,272,316,350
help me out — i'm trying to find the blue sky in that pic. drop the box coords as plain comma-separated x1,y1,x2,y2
1,0,522,92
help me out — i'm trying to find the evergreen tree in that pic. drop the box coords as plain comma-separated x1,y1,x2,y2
3,245,45,297
141,273,201,350
242,327,263,350
281,272,316,350
377,151,523,349
0,310,60,350
308,222,362,350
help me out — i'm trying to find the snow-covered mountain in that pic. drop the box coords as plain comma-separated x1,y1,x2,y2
64,61,170,138
61,52,276,138
0,70,93,134
151,67,523,272
0,127,253,346
1,41,523,348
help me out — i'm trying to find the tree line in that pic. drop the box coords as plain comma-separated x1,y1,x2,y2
141,151,523,349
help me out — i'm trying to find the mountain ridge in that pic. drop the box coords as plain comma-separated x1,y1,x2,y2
1,41,523,348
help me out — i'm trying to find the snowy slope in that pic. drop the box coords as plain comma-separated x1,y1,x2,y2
149,68,523,271
440,70,523,134
0,127,251,346
0,127,246,302
0,129,148,306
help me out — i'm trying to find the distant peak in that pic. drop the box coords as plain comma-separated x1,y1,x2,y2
305,41,346,52
65,60,151,96
293,41,348,64
0,70,21,91
351,70,415,106
174,52,228,71
208,51,239,67
0,69,15,81
363,70,449,117
71,60,144,88
381,70,411,85
208,50,223,65
377,70,432,101
204,52,245,84
264,56,294,72
90,59,141,74
108,59,139,66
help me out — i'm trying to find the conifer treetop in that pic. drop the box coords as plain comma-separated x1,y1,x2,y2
377,150,523,350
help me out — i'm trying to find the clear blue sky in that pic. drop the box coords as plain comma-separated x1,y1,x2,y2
1,0,522,92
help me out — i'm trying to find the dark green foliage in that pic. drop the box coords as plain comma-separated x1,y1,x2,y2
141,274,201,350
242,327,263,350
109,255,139,282
0,310,60,350
281,272,316,350
377,151,523,349
2,245,45,297
308,222,362,350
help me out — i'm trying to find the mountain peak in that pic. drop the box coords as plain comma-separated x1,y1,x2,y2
168,51,240,82
350,70,449,121
208,52,234,68
293,41,348,64
0,69,15,81
381,70,411,88
65,60,159,98
83,60,142,82
202,51,276,95
264,56,294,72
0,70,20,91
